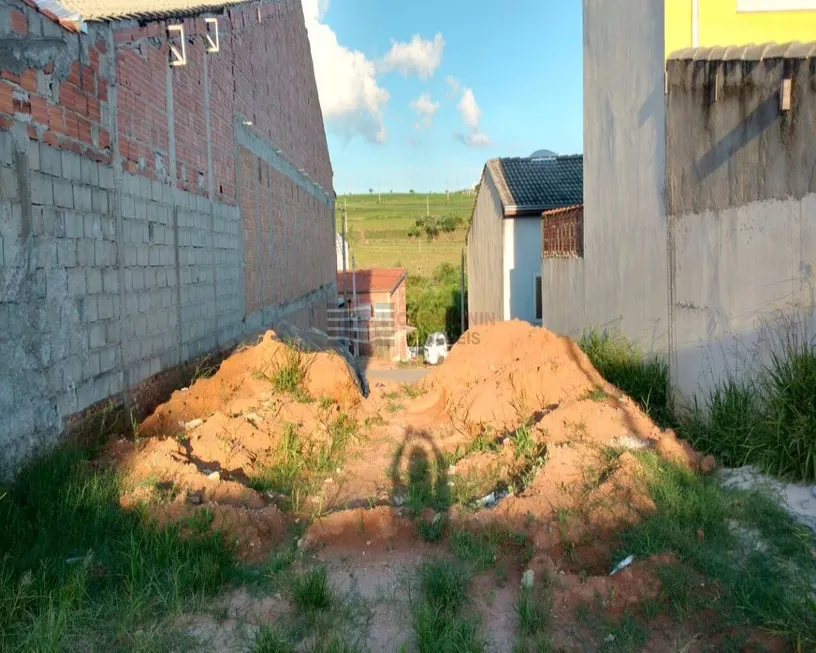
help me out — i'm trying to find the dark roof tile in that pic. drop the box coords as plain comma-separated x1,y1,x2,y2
488,155,582,211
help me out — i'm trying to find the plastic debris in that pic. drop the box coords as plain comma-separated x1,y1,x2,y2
610,554,634,575
521,569,535,589
185,418,203,430
476,489,508,509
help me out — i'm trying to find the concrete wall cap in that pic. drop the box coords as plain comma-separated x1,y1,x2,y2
669,41,816,62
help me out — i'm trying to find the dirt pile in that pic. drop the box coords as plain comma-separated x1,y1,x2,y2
105,320,713,568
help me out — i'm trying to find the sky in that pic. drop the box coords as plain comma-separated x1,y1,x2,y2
302,0,583,194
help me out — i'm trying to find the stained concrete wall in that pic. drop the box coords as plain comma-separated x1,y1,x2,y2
541,0,668,352
467,168,504,325
666,44,816,404
0,0,336,478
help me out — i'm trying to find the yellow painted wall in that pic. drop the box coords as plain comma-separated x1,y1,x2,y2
665,0,816,56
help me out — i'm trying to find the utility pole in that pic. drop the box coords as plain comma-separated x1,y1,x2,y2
378,181,381,205
341,204,348,347
426,195,429,217
460,247,465,337
351,254,359,359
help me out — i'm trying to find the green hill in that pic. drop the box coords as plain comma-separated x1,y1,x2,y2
334,192,474,277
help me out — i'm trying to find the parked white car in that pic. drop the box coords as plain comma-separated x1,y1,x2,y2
423,331,449,365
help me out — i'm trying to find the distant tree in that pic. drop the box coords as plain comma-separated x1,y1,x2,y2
440,215,461,233
409,189,415,194
369,188,373,193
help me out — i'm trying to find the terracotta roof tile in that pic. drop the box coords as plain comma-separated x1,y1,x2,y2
337,268,407,295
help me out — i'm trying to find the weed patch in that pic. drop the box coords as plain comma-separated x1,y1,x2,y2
616,452,816,644
580,330,671,427
291,566,333,614
252,627,296,653
249,415,357,512
255,344,313,402
411,560,483,653
0,446,233,652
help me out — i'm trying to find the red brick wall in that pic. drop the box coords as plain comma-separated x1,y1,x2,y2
542,206,584,258
0,12,111,163
110,0,331,199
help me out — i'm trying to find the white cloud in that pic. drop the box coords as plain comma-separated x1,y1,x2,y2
457,88,481,130
302,0,389,143
444,75,460,98
379,33,444,80
409,92,439,129
451,85,489,147
464,131,490,147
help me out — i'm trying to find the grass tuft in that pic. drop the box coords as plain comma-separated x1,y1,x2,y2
291,566,333,614
256,344,313,402
411,560,483,653
252,627,296,653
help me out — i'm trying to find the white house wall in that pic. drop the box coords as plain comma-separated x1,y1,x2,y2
503,217,543,324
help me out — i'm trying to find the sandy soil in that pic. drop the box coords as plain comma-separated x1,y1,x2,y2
102,321,771,651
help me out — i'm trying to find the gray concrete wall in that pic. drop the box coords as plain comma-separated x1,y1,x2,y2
467,169,504,325
666,45,816,405
541,0,668,352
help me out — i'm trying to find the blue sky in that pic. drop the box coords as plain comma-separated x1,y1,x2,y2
304,0,583,194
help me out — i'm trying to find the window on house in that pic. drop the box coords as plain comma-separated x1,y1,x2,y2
535,276,542,321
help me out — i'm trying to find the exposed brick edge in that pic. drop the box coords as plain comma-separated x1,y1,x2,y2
542,204,584,259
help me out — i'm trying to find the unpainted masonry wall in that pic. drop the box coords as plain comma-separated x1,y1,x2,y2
0,0,336,477
666,47,816,404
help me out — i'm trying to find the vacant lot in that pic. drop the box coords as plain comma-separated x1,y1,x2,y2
3,321,814,652
335,192,473,277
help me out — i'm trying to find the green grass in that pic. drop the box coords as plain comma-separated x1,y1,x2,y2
584,327,816,483
682,332,816,481
291,566,333,614
515,580,552,637
255,344,313,403
0,445,233,652
336,192,473,278
416,515,448,543
412,560,483,653
252,627,296,653
448,528,500,570
615,451,816,644
248,415,357,512
579,330,672,427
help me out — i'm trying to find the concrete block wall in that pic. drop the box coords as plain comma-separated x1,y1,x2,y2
0,0,337,478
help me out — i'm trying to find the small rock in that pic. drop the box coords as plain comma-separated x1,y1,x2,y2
604,634,615,643
181,387,189,392
366,540,372,546
521,569,535,589
323,478,333,484
448,465,456,474
297,538,305,549
245,413,262,426
185,418,203,430
207,471,220,481
393,495,406,507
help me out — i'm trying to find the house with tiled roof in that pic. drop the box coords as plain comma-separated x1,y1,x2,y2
466,154,582,326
